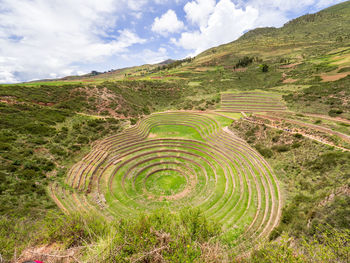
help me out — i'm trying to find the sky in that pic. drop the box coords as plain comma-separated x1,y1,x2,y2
0,0,346,83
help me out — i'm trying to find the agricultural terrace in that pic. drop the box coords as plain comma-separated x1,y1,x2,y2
50,112,281,248
218,92,287,113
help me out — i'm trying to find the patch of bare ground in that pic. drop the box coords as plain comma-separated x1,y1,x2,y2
283,78,298,83
77,86,130,118
233,67,247,72
279,62,302,69
0,96,18,104
16,244,82,263
198,242,231,263
195,67,211,72
0,96,57,106
321,72,349,82
281,73,298,83
318,185,350,207
148,133,157,138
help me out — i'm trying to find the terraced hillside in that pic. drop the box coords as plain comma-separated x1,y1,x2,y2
218,92,287,113
50,112,281,249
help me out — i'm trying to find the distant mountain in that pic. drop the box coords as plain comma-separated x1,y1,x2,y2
157,59,176,65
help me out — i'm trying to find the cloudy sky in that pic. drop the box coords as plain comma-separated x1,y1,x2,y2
0,0,346,83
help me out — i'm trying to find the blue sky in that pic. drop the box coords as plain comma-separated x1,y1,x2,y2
0,0,346,83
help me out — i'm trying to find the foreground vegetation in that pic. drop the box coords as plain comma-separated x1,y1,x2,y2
6,209,349,262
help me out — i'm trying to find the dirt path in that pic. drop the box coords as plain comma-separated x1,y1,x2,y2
244,118,350,152
301,113,350,125
256,114,350,143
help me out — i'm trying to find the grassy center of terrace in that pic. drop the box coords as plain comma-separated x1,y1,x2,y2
145,170,187,196
148,124,203,141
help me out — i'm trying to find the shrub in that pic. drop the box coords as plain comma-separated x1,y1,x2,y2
328,109,343,117
260,64,269,72
272,144,290,152
77,135,89,144
255,144,273,158
130,118,137,125
235,56,254,68
294,133,303,139
23,123,56,136
272,135,280,142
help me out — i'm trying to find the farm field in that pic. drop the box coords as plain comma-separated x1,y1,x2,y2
218,92,287,113
51,111,281,249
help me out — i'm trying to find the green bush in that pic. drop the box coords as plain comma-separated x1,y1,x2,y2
294,133,303,139
328,109,343,117
272,144,290,152
23,123,56,136
260,64,269,72
255,144,273,158
130,118,138,125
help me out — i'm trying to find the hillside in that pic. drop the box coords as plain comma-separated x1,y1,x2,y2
1,1,350,262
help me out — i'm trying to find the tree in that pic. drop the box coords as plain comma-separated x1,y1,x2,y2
261,64,269,72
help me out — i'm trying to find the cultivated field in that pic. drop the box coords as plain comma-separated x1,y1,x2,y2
218,92,287,113
50,111,281,249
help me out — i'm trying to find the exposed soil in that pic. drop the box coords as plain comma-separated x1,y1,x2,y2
148,133,157,138
16,244,81,263
195,67,211,72
283,78,298,83
233,67,247,72
318,185,350,207
279,62,302,69
321,72,349,82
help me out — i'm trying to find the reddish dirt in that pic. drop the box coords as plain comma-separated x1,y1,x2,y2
195,67,211,72
279,62,301,69
16,244,81,263
321,72,349,82
1,96,56,106
76,86,130,118
0,99,12,104
148,133,157,138
318,185,350,207
233,67,247,72
283,78,298,83
37,102,55,106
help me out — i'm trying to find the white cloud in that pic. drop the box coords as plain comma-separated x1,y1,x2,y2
0,0,346,83
126,0,148,11
121,47,168,64
315,0,345,8
248,0,344,13
0,71,17,84
176,0,259,54
184,0,216,28
152,9,185,36
174,0,345,55
0,0,146,83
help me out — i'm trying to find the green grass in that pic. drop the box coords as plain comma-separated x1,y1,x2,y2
53,111,280,255
145,170,187,196
148,124,204,141
0,81,84,86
